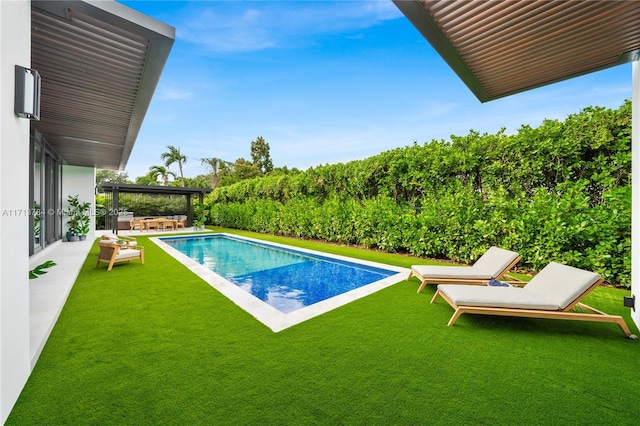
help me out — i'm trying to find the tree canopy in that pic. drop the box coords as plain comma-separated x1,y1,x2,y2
161,145,187,187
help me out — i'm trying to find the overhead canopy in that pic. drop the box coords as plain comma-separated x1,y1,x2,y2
30,0,175,169
100,183,211,232
100,183,211,197
394,0,640,102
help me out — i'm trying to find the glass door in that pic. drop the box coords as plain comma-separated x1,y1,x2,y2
30,131,63,255
44,152,60,245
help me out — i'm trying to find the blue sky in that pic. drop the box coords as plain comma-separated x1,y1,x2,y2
120,0,633,180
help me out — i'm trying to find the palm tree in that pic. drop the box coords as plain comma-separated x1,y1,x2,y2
199,157,225,190
148,165,176,186
161,145,187,187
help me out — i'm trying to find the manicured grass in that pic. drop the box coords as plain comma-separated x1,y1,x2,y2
7,227,640,424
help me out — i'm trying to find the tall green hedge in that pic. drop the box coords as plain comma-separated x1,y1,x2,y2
207,101,632,286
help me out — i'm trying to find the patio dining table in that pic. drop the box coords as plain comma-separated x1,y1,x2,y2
139,218,179,231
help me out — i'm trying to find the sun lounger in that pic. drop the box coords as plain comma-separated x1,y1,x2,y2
409,247,521,293
431,262,636,338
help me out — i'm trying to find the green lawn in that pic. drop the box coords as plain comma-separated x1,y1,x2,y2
7,227,640,425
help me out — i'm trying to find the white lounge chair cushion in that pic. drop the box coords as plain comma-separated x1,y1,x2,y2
438,262,601,311
523,262,600,310
100,235,137,247
411,265,494,280
411,246,519,279
115,249,141,260
438,285,560,310
471,246,519,276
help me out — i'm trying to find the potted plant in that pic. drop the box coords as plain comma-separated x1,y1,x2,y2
77,218,91,241
34,201,41,244
66,214,80,242
192,202,208,231
67,195,91,241
192,216,206,231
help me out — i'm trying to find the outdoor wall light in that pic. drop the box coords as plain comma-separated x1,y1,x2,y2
15,65,41,120
623,295,635,312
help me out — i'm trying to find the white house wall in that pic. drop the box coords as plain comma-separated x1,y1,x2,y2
0,0,34,423
62,165,96,241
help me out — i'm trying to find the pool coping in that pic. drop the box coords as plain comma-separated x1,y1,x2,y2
150,233,410,332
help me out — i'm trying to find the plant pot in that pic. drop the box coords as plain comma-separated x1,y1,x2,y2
69,235,79,242
79,235,87,241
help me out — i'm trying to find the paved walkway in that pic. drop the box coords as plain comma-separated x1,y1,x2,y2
29,239,92,367
28,227,210,368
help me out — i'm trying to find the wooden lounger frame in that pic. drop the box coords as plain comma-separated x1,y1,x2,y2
409,255,522,293
431,278,636,338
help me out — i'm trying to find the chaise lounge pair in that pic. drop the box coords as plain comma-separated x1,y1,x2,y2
408,247,636,338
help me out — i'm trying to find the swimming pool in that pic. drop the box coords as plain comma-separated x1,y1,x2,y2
152,234,408,332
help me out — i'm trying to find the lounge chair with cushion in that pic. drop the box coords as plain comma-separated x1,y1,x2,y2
96,239,144,271
430,262,636,338
101,233,137,247
409,247,521,293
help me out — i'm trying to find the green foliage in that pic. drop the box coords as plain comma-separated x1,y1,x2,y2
192,201,209,228
179,175,211,189
161,145,187,186
147,165,177,186
205,101,632,286
66,195,91,236
96,169,130,189
29,260,56,279
119,194,188,217
250,136,274,173
134,174,159,186
200,158,226,189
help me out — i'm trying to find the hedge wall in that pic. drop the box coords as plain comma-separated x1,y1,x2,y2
206,101,632,287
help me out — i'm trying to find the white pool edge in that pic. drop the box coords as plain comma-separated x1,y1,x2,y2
151,233,409,332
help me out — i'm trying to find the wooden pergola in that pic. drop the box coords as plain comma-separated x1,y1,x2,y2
100,183,211,233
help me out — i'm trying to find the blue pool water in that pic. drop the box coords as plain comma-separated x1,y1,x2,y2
161,234,396,313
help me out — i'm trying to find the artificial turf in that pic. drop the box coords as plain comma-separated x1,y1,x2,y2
7,227,640,425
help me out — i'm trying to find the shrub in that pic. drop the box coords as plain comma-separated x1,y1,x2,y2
205,101,631,286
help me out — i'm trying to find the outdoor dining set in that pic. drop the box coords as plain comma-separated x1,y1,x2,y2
130,217,186,232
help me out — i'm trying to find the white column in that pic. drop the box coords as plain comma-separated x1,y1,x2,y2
632,60,639,329
0,0,33,423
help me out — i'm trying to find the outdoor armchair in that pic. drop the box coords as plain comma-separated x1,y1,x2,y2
431,262,636,338
96,240,144,271
409,247,521,293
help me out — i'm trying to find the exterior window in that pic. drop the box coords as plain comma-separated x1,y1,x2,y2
30,131,63,255
32,143,42,253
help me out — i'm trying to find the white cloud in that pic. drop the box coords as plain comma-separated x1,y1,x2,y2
175,0,403,53
157,84,192,100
